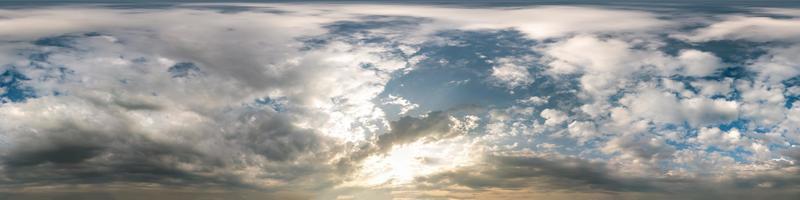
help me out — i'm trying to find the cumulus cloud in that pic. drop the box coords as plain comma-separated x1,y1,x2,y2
619,87,739,126
693,127,743,150
489,57,534,89
567,121,600,144
677,49,725,77
542,34,727,102
545,35,644,75
749,45,800,82
540,108,568,126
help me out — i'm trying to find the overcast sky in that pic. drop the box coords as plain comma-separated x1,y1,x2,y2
1,2,800,200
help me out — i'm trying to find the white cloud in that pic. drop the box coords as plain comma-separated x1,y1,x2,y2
749,142,773,161
750,45,800,83
694,127,743,150
619,88,684,124
540,109,568,126
777,105,800,143
545,35,643,74
681,96,740,126
490,57,534,89
737,81,787,127
690,78,734,97
677,16,800,42
517,96,548,106
382,95,419,115
620,87,738,126
677,49,724,76
543,35,725,101
567,121,599,144
320,5,672,39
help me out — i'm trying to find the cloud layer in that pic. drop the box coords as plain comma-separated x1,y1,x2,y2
0,3,799,200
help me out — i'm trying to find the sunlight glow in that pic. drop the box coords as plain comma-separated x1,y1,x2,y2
349,137,478,187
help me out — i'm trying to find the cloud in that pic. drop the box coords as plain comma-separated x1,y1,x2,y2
545,35,645,75
567,121,600,144
516,96,548,106
541,34,726,100
619,87,739,126
381,95,419,115
489,57,534,90
375,111,457,153
677,15,800,42
602,131,676,163
415,152,654,192
0,96,337,189
749,45,800,82
315,5,673,39
414,150,800,199
0,4,415,193
0,3,799,200
677,49,725,77
540,109,568,126
345,111,478,161
692,127,743,150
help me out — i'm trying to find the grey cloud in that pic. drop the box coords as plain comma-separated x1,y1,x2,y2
167,62,202,78
222,109,328,162
603,132,676,161
0,103,337,190
415,153,800,200
375,111,454,153
782,147,800,161
2,121,113,169
1,120,230,187
416,154,654,192
0,188,311,200
1,6,408,193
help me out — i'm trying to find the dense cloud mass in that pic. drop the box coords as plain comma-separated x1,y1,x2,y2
0,2,800,200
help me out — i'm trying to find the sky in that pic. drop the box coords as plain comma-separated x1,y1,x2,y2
0,1,800,200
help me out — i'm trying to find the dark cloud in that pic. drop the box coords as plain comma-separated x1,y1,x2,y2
375,111,454,153
1,120,231,187
167,62,202,78
223,109,328,162
415,153,800,200
781,147,800,162
0,188,311,200
416,154,654,192
0,107,334,189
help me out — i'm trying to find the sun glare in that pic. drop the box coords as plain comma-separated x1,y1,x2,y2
349,137,477,187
